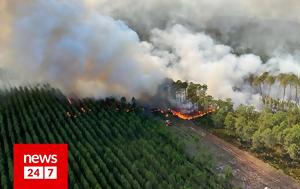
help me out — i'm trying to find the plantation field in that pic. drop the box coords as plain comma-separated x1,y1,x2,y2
0,86,232,189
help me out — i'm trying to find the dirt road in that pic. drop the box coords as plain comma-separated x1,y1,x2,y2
177,121,300,189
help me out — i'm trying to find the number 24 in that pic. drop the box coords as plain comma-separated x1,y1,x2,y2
27,168,53,177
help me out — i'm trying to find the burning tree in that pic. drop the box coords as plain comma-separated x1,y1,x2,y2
162,80,218,120
171,80,214,113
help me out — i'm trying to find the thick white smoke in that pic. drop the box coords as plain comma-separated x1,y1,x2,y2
0,0,165,98
1,0,300,106
150,25,263,105
92,0,300,56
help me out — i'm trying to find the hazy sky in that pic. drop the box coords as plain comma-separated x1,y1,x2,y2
1,0,300,106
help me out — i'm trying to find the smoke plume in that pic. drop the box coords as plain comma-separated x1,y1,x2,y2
0,0,165,98
92,0,300,56
1,0,300,106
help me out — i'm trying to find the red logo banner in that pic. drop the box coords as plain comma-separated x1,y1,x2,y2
14,144,68,189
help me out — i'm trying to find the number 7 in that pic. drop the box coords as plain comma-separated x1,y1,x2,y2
44,166,57,179
48,168,53,177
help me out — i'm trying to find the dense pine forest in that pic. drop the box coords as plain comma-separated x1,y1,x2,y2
195,95,300,181
222,105,300,180
0,85,233,189
172,78,300,181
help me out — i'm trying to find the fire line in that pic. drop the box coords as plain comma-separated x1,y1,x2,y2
170,109,215,120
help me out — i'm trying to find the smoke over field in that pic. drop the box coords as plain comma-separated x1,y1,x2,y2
1,0,300,106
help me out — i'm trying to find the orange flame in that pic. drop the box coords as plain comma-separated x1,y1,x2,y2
171,108,215,120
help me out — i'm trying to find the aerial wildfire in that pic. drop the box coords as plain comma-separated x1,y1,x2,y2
152,106,216,122
64,80,217,121
171,108,215,120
